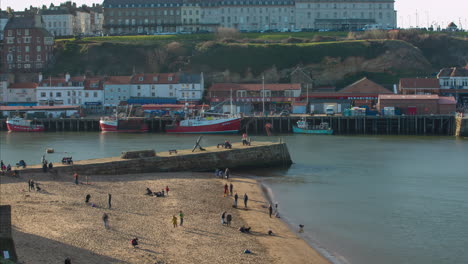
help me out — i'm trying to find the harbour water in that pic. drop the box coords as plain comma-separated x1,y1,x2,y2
1,132,467,264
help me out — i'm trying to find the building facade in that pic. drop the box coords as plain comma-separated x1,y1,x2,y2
0,11,9,41
102,0,396,34
36,74,85,106
399,78,440,95
2,15,54,73
103,76,132,107
6,83,38,104
437,67,468,106
40,10,75,36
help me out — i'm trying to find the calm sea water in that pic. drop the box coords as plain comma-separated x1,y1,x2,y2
1,132,467,264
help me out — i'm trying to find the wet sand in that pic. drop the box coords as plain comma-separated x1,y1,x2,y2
0,171,329,264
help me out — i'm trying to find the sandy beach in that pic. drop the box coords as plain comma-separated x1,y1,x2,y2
0,171,329,264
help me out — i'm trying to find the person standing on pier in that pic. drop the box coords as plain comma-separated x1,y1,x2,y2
244,193,249,208
73,173,79,185
108,193,112,209
229,183,233,196
234,193,239,207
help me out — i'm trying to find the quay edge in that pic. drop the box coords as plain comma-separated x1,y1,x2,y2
17,142,292,176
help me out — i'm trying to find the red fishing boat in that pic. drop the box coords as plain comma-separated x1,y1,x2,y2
165,115,241,134
99,117,149,132
6,117,45,132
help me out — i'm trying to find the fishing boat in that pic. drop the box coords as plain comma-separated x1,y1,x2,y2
165,115,241,134
292,118,333,135
6,117,45,132
99,117,149,132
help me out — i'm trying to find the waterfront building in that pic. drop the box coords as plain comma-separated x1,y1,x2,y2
208,83,301,114
40,9,75,36
2,15,54,73
37,73,85,106
0,74,11,103
82,77,105,113
6,82,38,105
377,94,456,115
103,76,132,107
399,78,440,95
177,72,204,102
437,67,468,106
102,0,396,34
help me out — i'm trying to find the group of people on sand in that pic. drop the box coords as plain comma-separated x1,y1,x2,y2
172,211,184,228
215,168,231,179
27,179,42,192
146,185,170,197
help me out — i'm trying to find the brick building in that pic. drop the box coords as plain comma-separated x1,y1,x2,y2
2,15,54,73
399,78,440,95
377,94,456,115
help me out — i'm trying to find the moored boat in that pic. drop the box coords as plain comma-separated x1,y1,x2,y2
6,117,45,132
165,116,241,134
292,118,333,135
99,117,149,132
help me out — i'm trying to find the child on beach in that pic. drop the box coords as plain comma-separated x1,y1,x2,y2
165,186,170,196
131,238,139,248
179,211,184,226
172,215,178,228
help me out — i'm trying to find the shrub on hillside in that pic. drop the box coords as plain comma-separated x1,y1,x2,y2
281,37,304,43
215,27,240,40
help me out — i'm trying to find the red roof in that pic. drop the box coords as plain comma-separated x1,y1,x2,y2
400,78,440,89
209,83,301,92
131,73,179,84
104,76,132,85
8,82,37,89
340,78,392,94
39,76,86,87
142,104,197,110
0,105,80,111
84,77,104,90
438,96,457,105
379,94,439,100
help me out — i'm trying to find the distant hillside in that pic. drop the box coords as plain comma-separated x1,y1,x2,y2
47,31,468,87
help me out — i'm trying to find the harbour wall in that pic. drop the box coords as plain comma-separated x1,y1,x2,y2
455,117,468,137
0,115,456,135
19,142,292,176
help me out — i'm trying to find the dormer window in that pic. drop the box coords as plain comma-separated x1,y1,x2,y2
139,76,144,81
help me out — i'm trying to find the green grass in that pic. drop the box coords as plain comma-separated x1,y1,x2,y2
82,34,215,45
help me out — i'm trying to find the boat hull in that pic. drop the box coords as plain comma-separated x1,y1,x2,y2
166,118,241,134
7,123,45,132
99,120,149,133
292,125,333,135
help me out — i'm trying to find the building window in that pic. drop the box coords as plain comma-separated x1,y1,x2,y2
56,92,62,97
94,92,98,97
25,46,30,52
37,55,42,61
41,92,46,97
137,85,141,89
85,92,89,98
152,92,155,96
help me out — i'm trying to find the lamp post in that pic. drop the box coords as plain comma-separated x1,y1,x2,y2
262,75,265,116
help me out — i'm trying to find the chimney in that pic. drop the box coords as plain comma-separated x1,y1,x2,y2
38,73,43,83
65,73,70,82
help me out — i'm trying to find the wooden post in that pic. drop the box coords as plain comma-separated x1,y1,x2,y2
424,117,426,135
415,116,418,135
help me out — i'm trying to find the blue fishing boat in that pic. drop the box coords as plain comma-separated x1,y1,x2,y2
292,118,333,135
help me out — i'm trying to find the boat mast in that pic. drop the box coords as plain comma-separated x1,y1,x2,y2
230,88,233,116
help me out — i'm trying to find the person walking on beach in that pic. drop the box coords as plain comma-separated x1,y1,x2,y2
172,215,178,228
73,173,79,185
234,193,239,207
224,184,228,197
28,179,32,192
244,193,249,208
229,183,233,196
226,214,232,226
221,211,227,225
179,211,184,226
102,213,109,229
85,194,91,204
108,193,112,209
30,180,35,191
225,168,230,179
268,204,273,218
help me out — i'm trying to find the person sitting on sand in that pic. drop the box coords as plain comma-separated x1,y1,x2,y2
146,188,153,196
268,230,274,235
298,224,304,233
131,238,139,248
36,183,42,192
239,226,251,233
224,140,232,149
85,194,91,204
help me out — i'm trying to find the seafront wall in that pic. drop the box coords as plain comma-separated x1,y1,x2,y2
19,142,292,176
456,117,468,137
